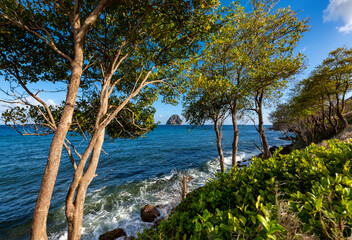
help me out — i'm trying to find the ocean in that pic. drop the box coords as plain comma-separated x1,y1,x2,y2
0,124,289,239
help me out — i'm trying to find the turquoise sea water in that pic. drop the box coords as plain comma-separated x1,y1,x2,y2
0,125,289,239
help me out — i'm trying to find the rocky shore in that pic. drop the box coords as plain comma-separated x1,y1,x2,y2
99,136,297,239
236,143,294,167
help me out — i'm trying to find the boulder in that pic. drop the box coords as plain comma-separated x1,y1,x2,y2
166,115,183,125
99,228,126,240
140,204,160,222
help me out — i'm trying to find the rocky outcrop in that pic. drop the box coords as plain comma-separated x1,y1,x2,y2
166,115,183,125
140,204,160,222
257,144,294,159
98,228,126,240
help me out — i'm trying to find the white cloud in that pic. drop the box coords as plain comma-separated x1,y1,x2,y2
46,99,56,106
159,114,163,118
323,0,352,33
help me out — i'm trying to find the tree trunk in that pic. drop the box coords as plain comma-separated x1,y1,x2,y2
231,111,239,167
180,175,188,200
336,93,348,129
66,129,105,240
327,101,338,134
321,99,327,132
255,91,271,159
214,119,225,173
31,53,83,240
30,2,109,238
66,80,111,240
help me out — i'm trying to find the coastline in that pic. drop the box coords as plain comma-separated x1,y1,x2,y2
136,137,352,239
98,130,296,239
0,126,290,239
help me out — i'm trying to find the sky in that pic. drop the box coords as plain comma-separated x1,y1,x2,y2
155,0,352,125
1,0,352,125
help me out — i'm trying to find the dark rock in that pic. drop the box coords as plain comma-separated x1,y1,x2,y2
269,145,279,154
269,144,294,155
155,204,167,209
256,144,294,159
166,115,183,125
280,144,293,155
99,228,126,240
141,204,160,222
153,217,165,228
279,136,295,141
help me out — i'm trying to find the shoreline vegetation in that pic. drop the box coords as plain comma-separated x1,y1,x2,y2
134,129,352,239
133,78,352,238
97,127,296,240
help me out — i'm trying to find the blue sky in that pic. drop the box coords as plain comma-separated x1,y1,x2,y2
155,0,352,124
1,0,352,125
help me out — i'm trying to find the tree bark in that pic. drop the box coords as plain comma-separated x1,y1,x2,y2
66,75,111,239
336,93,348,129
327,101,338,134
31,50,83,240
30,1,109,238
214,119,225,173
66,129,105,240
255,91,271,159
321,98,327,132
231,111,239,167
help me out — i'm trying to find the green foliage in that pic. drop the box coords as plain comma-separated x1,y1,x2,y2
73,94,157,139
1,0,220,139
270,47,352,145
137,140,352,239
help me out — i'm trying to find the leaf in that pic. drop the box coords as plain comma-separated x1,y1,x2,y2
258,215,269,230
195,222,202,232
256,195,262,209
315,198,323,211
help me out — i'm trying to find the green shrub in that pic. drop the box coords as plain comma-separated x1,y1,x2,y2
137,140,352,239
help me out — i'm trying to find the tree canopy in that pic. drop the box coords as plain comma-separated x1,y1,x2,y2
1,0,220,239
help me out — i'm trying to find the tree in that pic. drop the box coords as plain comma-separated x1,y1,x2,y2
183,3,258,168
1,2,107,238
183,75,230,173
246,0,309,158
270,48,352,145
0,1,219,239
322,47,352,129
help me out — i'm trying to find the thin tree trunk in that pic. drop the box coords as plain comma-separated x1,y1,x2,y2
321,98,327,132
29,1,108,238
66,79,110,240
214,119,225,173
336,93,348,128
327,101,338,134
66,129,105,240
255,91,271,159
231,111,239,167
31,51,83,240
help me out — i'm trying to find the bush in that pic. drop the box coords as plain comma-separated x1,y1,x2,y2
137,140,352,239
